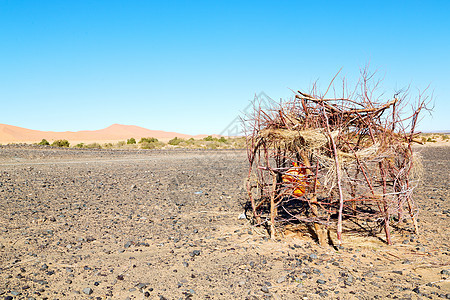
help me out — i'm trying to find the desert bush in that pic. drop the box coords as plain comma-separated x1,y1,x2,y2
74,143,85,148
140,140,165,149
103,143,114,148
442,134,449,140
139,137,159,143
127,138,136,144
168,137,184,145
206,142,220,149
117,141,126,147
203,135,214,141
427,137,436,142
230,137,246,148
52,139,70,147
85,143,102,149
38,139,50,146
218,136,227,143
421,137,427,144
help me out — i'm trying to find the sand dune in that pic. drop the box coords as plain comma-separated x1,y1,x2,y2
0,123,209,144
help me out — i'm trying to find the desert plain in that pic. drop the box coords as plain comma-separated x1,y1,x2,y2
0,144,449,299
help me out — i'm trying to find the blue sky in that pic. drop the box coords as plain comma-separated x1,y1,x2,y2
1,1,449,134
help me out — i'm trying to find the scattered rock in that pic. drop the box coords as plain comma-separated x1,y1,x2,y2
83,287,93,295
137,283,148,289
309,253,318,260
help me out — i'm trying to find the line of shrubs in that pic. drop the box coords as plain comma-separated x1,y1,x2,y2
35,135,246,149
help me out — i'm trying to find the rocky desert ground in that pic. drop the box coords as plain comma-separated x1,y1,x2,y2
0,145,449,299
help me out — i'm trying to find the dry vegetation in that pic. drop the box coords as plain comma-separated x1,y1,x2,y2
244,68,431,247
20,136,246,150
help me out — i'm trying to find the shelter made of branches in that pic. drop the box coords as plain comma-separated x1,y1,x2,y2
245,73,428,246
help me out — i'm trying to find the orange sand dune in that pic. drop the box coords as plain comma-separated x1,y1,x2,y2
0,123,210,144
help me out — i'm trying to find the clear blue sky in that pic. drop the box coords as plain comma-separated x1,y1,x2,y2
1,1,449,134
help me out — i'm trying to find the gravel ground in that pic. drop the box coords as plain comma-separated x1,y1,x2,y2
0,145,449,299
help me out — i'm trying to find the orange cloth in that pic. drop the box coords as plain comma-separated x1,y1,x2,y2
282,162,308,197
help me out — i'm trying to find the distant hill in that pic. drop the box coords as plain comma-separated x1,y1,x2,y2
0,123,210,144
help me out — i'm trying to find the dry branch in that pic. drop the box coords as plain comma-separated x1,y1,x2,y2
244,70,429,246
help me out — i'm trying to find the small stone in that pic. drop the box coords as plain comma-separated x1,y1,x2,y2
276,276,286,283
261,286,270,293
412,287,420,294
144,291,150,297
402,260,412,265
392,270,403,275
5,296,13,300
183,262,189,267
124,241,132,248
441,269,450,276
137,283,147,289
117,274,124,280
83,287,93,295
192,250,201,256
129,288,136,292
309,253,318,260
41,264,48,270
94,281,99,286
317,279,326,284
